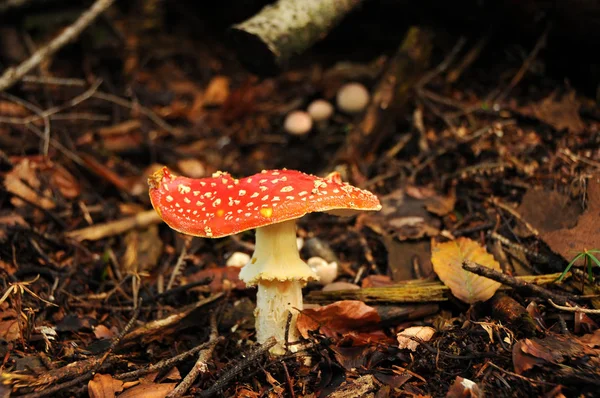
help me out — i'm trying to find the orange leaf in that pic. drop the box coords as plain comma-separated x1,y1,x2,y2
297,300,380,338
88,374,124,398
431,237,501,303
118,382,176,398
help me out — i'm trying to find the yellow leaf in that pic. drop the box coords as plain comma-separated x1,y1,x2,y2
431,238,501,303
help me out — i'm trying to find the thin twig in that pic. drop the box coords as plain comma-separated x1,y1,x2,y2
0,0,116,91
494,25,550,103
199,337,277,397
462,261,576,305
489,197,539,236
115,339,218,380
167,311,220,398
167,239,191,291
547,299,600,314
487,361,555,386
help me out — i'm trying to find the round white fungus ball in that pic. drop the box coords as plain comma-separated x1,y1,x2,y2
284,110,313,135
226,252,251,267
336,82,370,114
307,99,334,122
308,256,338,285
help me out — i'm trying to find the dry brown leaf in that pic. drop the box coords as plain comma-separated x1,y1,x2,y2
297,300,380,338
446,376,483,398
525,90,585,134
431,238,502,303
93,325,115,340
50,164,81,199
397,326,436,351
0,308,20,342
516,188,581,237
88,374,124,398
203,76,230,107
4,159,55,209
118,382,176,398
543,175,600,264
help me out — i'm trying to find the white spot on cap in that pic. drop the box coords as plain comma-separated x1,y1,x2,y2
178,184,191,194
184,197,191,204
213,198,222,207
280,186,293,192
166,195,174,202
238,189,246,196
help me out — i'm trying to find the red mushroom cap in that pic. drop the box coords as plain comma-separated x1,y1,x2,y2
148,167,381,238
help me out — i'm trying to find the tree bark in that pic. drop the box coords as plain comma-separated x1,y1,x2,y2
230,0,364,75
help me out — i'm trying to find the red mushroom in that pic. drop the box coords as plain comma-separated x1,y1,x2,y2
148,167,381,354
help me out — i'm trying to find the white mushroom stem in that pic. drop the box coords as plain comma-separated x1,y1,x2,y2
239,219,317,354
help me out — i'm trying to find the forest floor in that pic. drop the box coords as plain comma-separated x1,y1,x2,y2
1,2,600,397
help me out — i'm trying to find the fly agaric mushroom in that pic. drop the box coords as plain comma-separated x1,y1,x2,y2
148,167,381,354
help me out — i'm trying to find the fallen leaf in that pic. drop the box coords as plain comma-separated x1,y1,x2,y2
330,345,376,371
203,76,230,107
188,266,245,292
297,300,380,338
118,382,176,398
543,175,600,264
516,188,581,237
383,238,432,281
0,308,20,342
397,326,436,351
431,238,502,303
512,334,599,374
519,90,585,134
88,374,124,398
50,164,81,199
4,158,55,209
93,325,115,340
446,376,483,398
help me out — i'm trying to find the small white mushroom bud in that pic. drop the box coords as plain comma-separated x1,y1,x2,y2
307,99,334,122
226,251,251,267
336,82,370,114
284,110,313,135
307,256,338,285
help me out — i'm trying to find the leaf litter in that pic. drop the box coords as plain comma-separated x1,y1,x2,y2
0,3,599,397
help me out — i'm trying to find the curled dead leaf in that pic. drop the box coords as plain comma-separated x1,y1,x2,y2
296,300,380,339
431,237,502,303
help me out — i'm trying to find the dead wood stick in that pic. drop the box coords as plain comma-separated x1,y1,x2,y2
230,0,364,74
328,26,433,170
167,311,220,398
462,261,576,306
123,293,223,342
0,0,115,91
65,209,162,241
115,339,217,380
306,273,567,304
199,337,277,398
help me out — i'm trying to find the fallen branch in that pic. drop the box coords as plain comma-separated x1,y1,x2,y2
329,26,434,170
167,311,220,397
65,210,162,241
230,0,364,74
199,337,277,398
462,261,576,306
0,0,115,92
